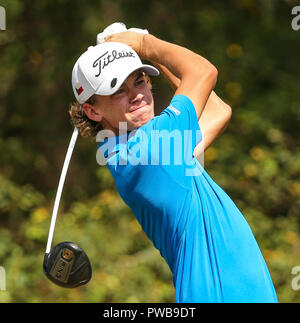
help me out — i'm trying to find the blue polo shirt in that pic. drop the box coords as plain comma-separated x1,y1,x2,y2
98,95,278,303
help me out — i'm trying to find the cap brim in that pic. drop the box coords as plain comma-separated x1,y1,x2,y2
95,64,160,96
140,64,160,77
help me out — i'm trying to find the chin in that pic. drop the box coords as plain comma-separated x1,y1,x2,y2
129,112,154,130
127,121,148,131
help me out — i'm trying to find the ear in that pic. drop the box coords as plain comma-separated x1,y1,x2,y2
82,103,103,122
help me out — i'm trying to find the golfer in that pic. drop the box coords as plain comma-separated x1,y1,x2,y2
69,28,278,303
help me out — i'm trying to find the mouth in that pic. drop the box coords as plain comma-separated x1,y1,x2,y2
129,104,147,113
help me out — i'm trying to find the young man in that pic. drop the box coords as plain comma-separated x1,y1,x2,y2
70,30,278,303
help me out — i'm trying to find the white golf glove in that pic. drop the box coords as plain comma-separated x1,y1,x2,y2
96,22,149,44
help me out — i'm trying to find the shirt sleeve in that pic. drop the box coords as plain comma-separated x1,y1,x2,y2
152,94,202,151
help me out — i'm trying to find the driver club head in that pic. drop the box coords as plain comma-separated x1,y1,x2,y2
43,241,92,288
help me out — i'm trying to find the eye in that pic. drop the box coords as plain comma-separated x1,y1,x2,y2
113,88,124,96
135,78,145,86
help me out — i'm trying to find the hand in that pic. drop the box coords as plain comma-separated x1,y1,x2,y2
105,31,145,57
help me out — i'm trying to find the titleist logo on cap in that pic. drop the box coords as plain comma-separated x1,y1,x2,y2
93,50,135,77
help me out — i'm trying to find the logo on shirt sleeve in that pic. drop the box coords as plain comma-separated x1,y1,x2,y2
168,106,181,115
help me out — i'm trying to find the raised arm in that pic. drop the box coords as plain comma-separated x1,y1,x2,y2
154,63,232,154
105,32,218,119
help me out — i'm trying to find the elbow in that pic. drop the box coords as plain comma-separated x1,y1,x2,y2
210,64,218,87
203,63,218,90
223,102,232,125
191,60,218,84
225,102,232,119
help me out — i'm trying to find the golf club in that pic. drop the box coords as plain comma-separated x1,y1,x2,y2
43,127,92,288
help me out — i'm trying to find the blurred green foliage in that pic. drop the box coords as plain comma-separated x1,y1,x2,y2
0,0,300,302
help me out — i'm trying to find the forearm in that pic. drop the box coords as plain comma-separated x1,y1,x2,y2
141,34,212,81
141,34,217,118
153,63,180,90
194,92,232,154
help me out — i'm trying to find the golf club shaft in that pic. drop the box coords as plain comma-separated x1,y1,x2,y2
45,127,79,254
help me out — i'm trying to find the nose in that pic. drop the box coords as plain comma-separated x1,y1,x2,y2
129,88,144,104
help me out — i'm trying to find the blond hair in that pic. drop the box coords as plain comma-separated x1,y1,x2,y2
69,95,102,138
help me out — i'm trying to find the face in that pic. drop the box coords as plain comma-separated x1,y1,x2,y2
84,70,154,135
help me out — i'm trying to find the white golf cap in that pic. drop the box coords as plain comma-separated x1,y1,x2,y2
72,42,159,104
